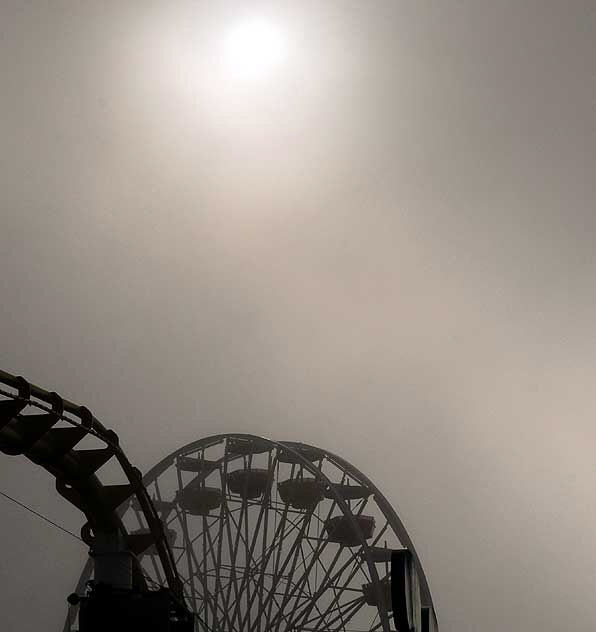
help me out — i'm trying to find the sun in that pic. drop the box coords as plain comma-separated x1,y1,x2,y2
222,18,287,80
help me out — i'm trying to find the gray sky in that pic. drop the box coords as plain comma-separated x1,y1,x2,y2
1,1,595,630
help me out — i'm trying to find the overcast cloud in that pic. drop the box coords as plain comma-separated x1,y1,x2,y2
1,2,595,631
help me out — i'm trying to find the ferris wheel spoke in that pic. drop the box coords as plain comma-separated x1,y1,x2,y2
347,493,370,516
324,596,368,632
175,466,199,607
220,523,242,624
225,496,255,629
264,509,315,632
243,463,254,632
293,548,326,621
280,544,342,632
224,449,275,630
368,619,384,632
221,501,242,627
226,498,294,628
330,583,347,631
222,450,258,630
269,484,349,632
263,499,320,626
300,593,365,631
216,570,247,632
298,537,318,599
292,518,393,632
255,467,296,629
176,524,217,619
310,522,396,625
248,499,305,573
317,561,369,631
368,608,380,631
178,513,224,622
179,514,221,550
222,502,247,622
165,508,184,527
291,509,336,580
237,479,270,623
210,453,234,630
354,496,370,516
251,570,300,632
172,517,209,618
182,518,227,627
197,497,230,629
270,536,339,632
298,543,330,624
288,541,367,630
249,506,314,632
173,542,189,567
201,511,209,629
224,508,290,628
241,453,277,629
256,453,274,622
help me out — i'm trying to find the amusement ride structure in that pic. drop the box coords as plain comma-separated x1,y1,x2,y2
0,369,438,632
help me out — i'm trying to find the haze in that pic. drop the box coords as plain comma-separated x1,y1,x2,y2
1,2,595,631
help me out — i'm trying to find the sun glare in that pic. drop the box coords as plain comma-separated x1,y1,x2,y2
223,18,286,80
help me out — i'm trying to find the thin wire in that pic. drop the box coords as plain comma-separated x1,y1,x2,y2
0,489,168,596
0,489,84,542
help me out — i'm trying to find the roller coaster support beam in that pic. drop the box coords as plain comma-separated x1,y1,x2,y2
0,369,193,632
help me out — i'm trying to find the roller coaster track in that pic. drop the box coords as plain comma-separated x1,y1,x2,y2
0,368,185,602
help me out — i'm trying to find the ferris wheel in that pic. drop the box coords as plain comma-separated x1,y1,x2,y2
65,433,438,632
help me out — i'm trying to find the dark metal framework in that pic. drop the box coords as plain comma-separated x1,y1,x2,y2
0,369,186,606
66,433,439,632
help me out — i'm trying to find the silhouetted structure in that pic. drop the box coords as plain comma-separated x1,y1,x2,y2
0,371,438,631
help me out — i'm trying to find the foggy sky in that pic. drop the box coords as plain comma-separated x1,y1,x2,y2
1,2,596,631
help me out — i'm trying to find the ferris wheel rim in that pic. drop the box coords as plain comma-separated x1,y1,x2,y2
142,434,435,607
141,433,437,625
